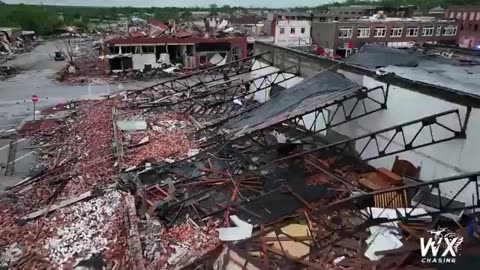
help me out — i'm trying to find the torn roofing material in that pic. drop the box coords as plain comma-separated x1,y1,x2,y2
345,44,419,69
224,71,361,138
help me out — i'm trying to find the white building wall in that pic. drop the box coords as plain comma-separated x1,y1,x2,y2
132,54,162,71
249,61,303,103
274,20,312,47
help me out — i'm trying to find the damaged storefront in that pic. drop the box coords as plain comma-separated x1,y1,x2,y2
104,37,247,72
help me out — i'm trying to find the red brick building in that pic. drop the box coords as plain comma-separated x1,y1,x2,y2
446,6,480,48
312,18,460,57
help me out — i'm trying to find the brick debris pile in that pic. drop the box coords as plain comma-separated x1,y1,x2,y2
0,99,130,269
119,112,196,167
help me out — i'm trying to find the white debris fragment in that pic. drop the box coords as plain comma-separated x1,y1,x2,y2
333,256,345,264
187,149,199,157
218,215,253,241
167,245,189,265
44,191,121,267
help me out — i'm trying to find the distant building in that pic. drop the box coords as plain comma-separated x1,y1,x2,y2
429,6,446,17
104,37,247,72
311,17,459,57
0,27,23,44
313,5,417,22
446,6,480,48
229,17,263,35
274,20,312,47
263,12,314,51
190,11,211,19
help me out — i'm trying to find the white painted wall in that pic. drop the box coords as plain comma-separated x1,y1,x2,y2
132,54,162,71
249,61,303,103
274,20,312,47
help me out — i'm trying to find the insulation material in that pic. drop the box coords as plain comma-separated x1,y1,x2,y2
362,207,430,261
117,120,147,130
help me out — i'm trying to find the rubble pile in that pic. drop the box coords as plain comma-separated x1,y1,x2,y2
126,18,246,39
56,38,112,85
40,102,76,115
59,55,109,84
0,31,39,63
0,66,19,80
17,119,62,135
44,191,122,267
7,99,117,215
0,98,132,269
141,219,220,269
2,52,480,269
120,112,195,166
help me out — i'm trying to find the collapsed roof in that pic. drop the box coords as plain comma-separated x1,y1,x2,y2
345,44,419,69
225,71,361,138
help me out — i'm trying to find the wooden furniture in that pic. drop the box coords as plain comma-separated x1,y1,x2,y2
391,156,421,178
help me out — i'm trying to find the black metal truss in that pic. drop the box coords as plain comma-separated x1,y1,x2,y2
275,108,470,165
126,52,273,102
180,67,298,116
286,85,388,141
247,85,389,149
355,171,480,222
138,66,298,113
194,83,386,147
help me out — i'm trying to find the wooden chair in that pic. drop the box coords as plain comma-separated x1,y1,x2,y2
391,156,421,178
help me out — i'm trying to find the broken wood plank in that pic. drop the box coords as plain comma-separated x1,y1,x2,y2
22,191,92,221
188,115,204,129
125,194,147,270
334,238,359,250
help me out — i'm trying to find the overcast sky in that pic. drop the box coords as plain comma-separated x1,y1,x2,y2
3,0,333,8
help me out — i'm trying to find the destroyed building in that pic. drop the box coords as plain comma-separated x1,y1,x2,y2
102,18,249,72
104,36,247,72
1,35,480,269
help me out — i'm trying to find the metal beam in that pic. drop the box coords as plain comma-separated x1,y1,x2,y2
126,52,273,102
183,68,298,117
274,109,467,164
138,66,298,114
259,85,388,144
317,171,480,216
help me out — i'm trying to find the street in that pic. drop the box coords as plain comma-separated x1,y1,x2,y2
0,40,160,187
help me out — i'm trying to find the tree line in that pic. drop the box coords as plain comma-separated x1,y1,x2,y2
0,4,243,35
1,1,479,35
